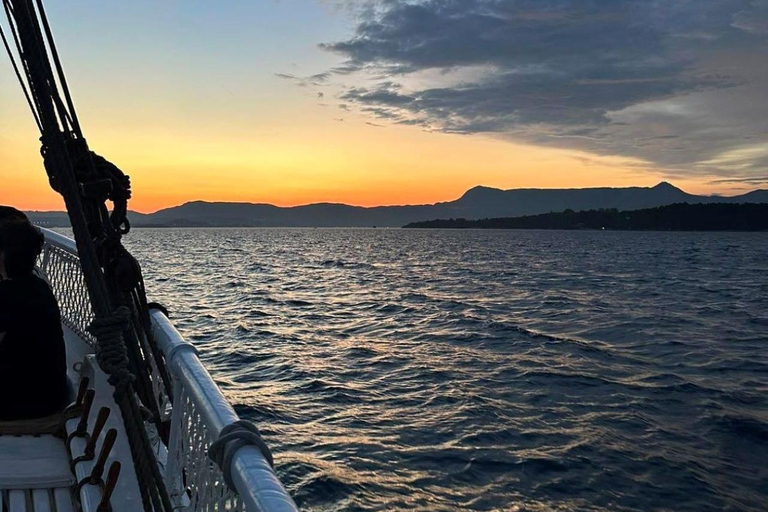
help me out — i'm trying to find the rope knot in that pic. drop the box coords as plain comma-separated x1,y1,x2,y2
88,306,131,337
89,306,134,390
208,420,274,489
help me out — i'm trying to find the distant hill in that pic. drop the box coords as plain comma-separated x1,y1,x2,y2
404,203,768,231
26,182,768,228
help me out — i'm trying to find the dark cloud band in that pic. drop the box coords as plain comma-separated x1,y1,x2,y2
320,0,768,179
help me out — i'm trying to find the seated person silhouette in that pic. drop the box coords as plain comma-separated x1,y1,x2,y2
0,205,28,225
0,214,68,421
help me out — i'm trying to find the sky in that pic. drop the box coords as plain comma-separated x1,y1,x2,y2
1,0,767,213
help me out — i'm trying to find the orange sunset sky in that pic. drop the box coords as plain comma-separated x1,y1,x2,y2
2,1,766,214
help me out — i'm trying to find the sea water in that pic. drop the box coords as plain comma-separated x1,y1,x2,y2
123,228,768,511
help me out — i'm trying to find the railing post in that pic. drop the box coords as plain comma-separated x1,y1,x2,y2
164,381,185,508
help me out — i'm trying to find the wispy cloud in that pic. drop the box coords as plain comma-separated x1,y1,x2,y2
708,176,768,185
274,72,331,87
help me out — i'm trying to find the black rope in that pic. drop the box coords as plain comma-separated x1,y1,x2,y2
3,1,175,510
5,0,52,127
89,308,134,394
88,308,173,512
33,0,81,137
208,420,275,489
19,0,70,133
0,18,41,131
88,308,165,512
1,0,42,131
133,277,173,400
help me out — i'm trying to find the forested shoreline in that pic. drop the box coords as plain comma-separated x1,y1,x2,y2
404,203,768,231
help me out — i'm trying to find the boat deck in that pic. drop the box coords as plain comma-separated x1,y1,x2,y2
0,230,299,512
0,434,74,512
0,326,144,512
1,488,74,512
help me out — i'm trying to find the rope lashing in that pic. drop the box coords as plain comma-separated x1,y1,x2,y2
88,306,134,394
90,309,172,512
208,420,274,488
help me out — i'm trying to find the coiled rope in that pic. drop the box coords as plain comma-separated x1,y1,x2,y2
208,420,275,489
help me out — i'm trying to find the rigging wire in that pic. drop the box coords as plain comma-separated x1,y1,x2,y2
33,0,81,137
2,0,45,130
6,0,71,134
3,0,46,126
21,0,71,134
0,18,42,132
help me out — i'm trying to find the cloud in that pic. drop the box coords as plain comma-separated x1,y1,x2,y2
695,144,768,176
274,72,330,87
320,0,768,182
309,72,331,83
732,0,768,34
709,176,768,184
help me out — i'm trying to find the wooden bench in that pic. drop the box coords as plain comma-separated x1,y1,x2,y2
0,434,75,512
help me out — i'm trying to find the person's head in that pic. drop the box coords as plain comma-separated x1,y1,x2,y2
0,206,28,227
0,219,44,279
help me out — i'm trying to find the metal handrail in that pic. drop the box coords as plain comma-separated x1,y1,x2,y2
151,312,298,512
40,227,76,252
40,228,297,512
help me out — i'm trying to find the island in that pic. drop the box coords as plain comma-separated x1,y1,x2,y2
403,203,768,231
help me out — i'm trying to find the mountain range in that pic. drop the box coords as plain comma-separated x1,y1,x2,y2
26,182,768,228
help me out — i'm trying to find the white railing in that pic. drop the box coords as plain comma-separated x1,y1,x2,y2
152,313,297,512
39,228,298,512
38,229,96,345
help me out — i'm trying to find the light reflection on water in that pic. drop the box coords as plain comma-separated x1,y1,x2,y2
118,228,767,512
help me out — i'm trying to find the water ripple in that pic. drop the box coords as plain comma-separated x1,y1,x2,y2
119,228,768,512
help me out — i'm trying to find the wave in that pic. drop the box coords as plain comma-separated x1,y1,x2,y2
125,228,768,512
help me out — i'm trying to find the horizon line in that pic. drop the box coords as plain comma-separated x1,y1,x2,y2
23,180,767,215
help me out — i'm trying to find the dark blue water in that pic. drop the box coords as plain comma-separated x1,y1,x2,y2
124,229,768,511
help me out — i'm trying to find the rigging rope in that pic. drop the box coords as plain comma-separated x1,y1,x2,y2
2,1,174,510
0,3,41,131
33,0,82,137
0,20,41,131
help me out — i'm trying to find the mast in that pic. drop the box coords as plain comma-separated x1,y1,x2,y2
1,2,173,510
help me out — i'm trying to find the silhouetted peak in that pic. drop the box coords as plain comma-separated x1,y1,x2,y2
459,185,504,200
652,181,681,192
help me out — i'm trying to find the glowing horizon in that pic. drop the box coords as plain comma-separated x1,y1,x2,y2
2,1,766,214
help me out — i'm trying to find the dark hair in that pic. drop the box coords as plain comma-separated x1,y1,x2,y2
0,206,28,226
0,220,44,278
